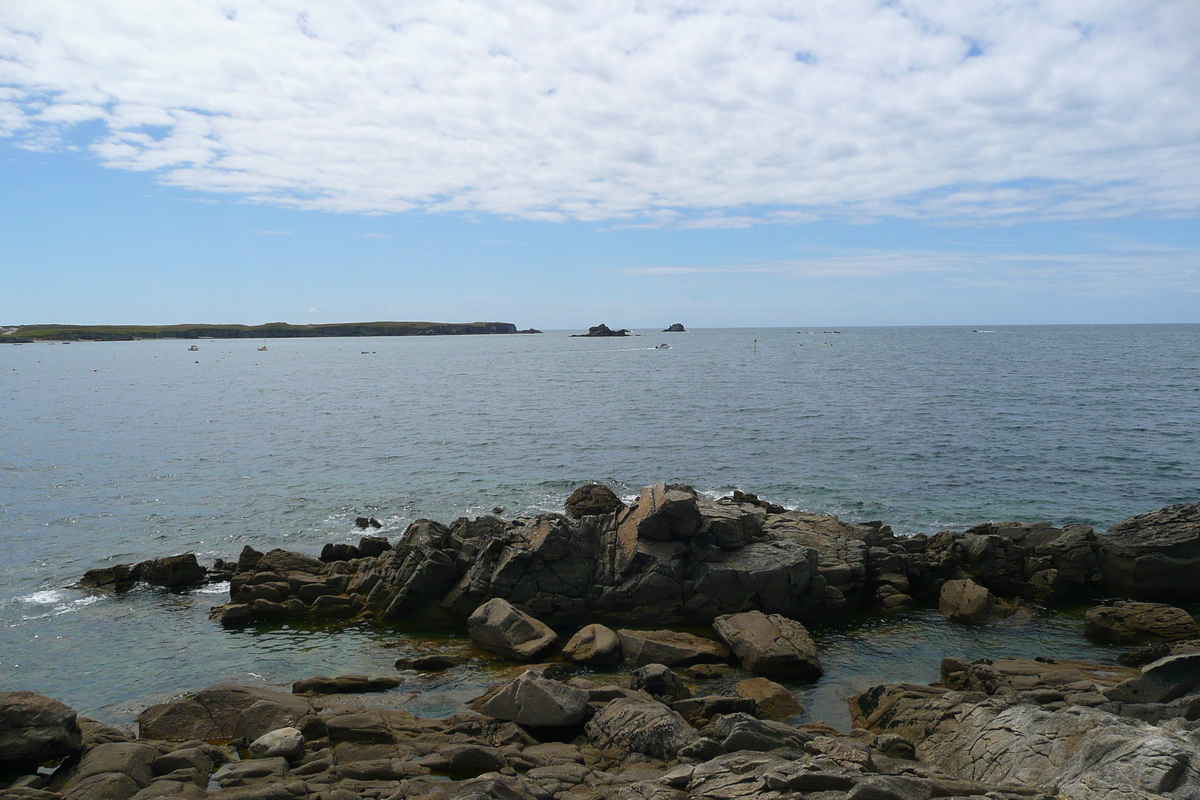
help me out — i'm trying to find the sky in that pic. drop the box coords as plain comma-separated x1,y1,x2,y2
2,0,1198,329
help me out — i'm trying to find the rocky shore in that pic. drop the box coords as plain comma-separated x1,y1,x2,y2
9,484,1200,800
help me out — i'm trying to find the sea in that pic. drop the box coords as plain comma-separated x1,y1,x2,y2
2,325,1198,730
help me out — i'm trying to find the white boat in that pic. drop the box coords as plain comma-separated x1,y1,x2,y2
188,345,199,351
655,343,671,349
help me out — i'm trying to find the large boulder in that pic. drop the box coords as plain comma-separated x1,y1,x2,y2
584,698,699,759
1097,502,1200,601
561,624,622,667
617,629,730,667
563,484,626,519
1084,601,1198,643
480,671,589,727
711,611,823,680
734,677,804,720
712,712,811,752
0,691,83,770
467,598,558,661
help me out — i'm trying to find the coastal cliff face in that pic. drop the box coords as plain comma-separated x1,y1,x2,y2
200,483,1200,630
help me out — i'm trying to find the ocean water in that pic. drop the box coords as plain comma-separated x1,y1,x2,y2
2,325,1198,728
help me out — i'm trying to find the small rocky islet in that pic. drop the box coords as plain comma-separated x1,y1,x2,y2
7,484,1200,800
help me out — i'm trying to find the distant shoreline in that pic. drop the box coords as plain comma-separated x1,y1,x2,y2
0,321,540,343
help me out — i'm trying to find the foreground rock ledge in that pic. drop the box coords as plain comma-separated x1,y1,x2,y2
191,483,1200,629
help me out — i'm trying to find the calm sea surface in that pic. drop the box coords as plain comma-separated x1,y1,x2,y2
2,325,1198,729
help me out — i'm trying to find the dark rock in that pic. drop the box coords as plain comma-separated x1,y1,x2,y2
291,675,402,694
662,324,686,332
0,692,83,770
711,611,823,680
563,484,626,519
467,598,557,661
570,324,629,337
669,696,756,723
1098,501,1200,601
418,744,506,776
138,554,207,588
357,536,390,557
319,543,360,563
71,563,141,593
1084,601,1198,643
235,546,263,572
630,664,690,701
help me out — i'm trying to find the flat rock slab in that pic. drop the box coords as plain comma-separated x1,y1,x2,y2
1084,601,1198,643
617,629,731,667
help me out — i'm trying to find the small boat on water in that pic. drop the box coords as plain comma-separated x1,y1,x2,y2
258,345,268,351
188,345,199,351
655,343,671,349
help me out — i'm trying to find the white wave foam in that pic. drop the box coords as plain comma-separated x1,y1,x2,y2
194,582,230,595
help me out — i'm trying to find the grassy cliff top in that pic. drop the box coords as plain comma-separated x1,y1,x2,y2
1,321,526,342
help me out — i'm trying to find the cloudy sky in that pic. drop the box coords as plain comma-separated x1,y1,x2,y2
2,0,1198,327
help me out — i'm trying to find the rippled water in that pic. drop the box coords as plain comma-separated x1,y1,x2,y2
2,325,1197,727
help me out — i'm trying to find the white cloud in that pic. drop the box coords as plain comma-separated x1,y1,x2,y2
2,1,1198,223
621,247,1200,295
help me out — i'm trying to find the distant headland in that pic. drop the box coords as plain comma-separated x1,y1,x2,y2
0,321,541,342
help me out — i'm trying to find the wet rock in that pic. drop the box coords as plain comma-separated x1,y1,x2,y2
562,623,622,667
354,517,382,530
733,677,803,720
71,563,141,593
138,554,207,588
630,664,690,702
617,629,730,668
564,484,626,519
711,611,822,680
467,598,558,661
0,691,83,770
291,675,402,694
585,698,699,760
480,671,589,727
1084,601,1198,643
